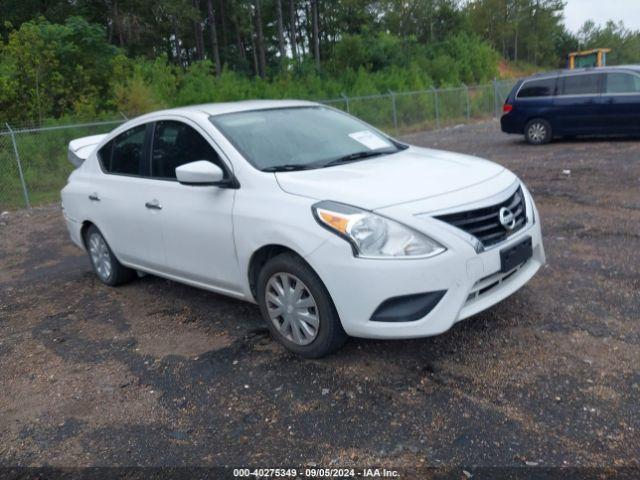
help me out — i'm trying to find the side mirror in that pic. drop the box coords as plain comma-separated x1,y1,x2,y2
176,160,225,186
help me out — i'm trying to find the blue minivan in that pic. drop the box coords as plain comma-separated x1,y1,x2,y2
501,66,640,144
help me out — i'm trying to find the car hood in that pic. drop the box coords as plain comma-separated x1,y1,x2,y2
275,146,509,211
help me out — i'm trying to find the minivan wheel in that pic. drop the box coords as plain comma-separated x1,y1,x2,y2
256,253,347,358
85,225,136,286
525,119,552,145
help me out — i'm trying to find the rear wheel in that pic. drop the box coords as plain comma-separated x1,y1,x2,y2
85,225,136,286
525,119,552,145
256,253,347,358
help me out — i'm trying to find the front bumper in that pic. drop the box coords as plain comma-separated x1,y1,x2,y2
305,196,545,339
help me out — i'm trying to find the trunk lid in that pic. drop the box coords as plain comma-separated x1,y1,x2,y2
67,134,107,167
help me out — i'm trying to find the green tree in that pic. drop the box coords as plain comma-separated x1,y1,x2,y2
0,17,119,124
466,0,565,66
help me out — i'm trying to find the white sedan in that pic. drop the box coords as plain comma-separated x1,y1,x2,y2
62,100,545,357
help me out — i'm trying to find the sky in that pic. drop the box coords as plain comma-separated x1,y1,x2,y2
563,0,640,33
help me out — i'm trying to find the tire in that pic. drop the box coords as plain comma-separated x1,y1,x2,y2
85,225,136,286
524,118,552,145
256,252,347,358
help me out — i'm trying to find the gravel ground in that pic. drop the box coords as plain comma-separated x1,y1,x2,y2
1,121,639,471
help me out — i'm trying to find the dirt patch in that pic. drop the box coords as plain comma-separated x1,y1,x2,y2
135,329,233,359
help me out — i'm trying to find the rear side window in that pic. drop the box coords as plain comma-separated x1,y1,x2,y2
98,124,147,175
517,78,557,98
560,74,601,96
150,121,224,179
97,142,112,170
605,73,640,94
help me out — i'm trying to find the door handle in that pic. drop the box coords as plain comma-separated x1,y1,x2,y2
145,199,162,210
88,193,100,201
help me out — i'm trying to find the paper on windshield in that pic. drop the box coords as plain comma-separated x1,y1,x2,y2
348,130,392,150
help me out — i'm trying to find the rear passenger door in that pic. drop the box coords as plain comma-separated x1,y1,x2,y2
601,72,640,133
553,73,604,133
94,123,166,269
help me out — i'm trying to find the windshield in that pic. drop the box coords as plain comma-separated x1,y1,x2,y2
209,106,404,171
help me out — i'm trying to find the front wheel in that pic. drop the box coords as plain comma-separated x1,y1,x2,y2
256,253,347,358
524,119,552,145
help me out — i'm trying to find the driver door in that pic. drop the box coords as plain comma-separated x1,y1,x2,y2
149,119,242,294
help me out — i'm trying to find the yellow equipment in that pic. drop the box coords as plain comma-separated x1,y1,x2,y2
568,48,611,69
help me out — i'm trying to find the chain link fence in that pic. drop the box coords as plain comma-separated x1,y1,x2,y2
0,79,515,211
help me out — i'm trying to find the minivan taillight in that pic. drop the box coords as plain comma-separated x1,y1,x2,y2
503,104,513,114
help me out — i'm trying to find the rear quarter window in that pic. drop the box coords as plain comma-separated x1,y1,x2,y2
517,78,557,98
97,141,113,171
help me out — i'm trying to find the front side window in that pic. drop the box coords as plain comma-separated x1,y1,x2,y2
560,74,602,96
98,124,147,175
517,78,557,98
605,73,640,94
150,121,224,179
210,106,402,171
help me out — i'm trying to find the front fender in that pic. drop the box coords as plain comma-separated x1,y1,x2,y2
232,190,333,299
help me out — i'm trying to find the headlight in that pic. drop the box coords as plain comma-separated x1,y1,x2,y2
312,201,446,259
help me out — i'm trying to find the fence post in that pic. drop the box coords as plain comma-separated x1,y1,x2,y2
493,78,499,119
5,123,31,210
463,84,471,122
432,87,440,129
388,90,398,136
341,93,350,113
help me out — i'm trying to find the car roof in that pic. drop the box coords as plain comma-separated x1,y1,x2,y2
525,65,640,80
107,100,327,142
136,99,321,121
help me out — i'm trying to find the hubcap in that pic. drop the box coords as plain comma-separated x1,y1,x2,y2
265,273,319,346
88,233,112,281
528,123,546,143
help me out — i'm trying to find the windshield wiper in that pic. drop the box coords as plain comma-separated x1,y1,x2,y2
261,164,314,172
262,148,401,172
318,150,391,168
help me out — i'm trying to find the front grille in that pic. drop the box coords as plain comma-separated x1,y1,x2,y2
436,186,527,247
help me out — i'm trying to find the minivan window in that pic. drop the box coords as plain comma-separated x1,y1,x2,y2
151,121,224,179
560,74,601,96
605,73,640,94
517,78,557,98
99,124,147,175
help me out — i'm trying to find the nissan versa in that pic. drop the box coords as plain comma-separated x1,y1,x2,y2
61,101,545,357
